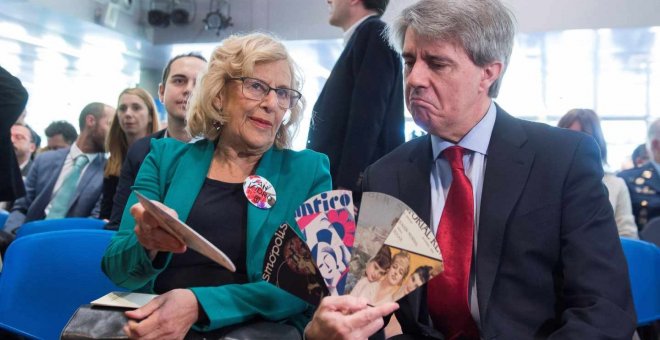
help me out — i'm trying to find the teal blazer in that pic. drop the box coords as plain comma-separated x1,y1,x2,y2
101,138,332,331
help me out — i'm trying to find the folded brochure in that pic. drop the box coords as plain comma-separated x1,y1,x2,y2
135,191,236,272
91,291,157,309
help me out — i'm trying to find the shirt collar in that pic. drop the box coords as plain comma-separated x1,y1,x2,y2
343,14,376,46
70,142,99,163
19,158,30,170
431,100,497,159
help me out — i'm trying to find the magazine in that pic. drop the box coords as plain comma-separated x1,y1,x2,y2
294,190,356,295
134,191,236,272
347,208,443,305
263,191,444,307
262,223,329,306
344,192,408,294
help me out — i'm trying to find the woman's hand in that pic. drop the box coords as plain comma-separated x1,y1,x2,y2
124,289,200,340
304,295,399,340
130,201,186,254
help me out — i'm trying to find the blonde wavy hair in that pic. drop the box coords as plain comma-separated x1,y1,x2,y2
105,87,160,177
186,32,305,149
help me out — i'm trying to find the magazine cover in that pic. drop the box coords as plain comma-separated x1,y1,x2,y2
262,223,329,306
344,192,408,294
346,209,444,305
294,190,356,295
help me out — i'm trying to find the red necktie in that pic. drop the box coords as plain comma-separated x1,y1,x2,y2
427,146,480,339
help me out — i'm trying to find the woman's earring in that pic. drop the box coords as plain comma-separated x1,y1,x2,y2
212,120,223,131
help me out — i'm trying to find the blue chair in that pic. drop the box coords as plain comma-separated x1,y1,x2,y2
15,217,106,238
0,210,8,229
620,238,660,326
0,229,127,339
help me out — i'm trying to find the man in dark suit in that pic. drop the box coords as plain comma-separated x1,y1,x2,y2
307,0,404,193
2,102,114,235
0,123,38,211
0,66,29,203
305,0,636,339
104,53,207,230
619,119,660,230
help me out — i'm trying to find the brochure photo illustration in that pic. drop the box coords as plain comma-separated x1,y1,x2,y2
263,191,444,306
294,190,356,295
262,223,329,306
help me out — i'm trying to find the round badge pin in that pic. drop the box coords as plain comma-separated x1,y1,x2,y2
243,175,277,209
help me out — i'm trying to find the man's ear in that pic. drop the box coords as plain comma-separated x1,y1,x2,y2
158,83,165,102
85,114,96,129
480,61,504,94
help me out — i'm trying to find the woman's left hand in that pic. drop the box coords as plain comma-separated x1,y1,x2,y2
123,289,200,340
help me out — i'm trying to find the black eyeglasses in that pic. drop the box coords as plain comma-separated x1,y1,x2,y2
230,77,302,109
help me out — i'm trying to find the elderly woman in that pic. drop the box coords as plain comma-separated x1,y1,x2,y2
101,33,331,338
100,87,160,219
557,109,639,239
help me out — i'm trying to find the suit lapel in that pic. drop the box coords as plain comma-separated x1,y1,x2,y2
398,136,433,226
397,136,434,326
476,107,534,321
247,148,281,256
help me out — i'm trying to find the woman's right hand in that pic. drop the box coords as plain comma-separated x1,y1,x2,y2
130,202,186,254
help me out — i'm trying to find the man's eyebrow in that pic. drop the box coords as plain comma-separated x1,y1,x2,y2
423,54,454,64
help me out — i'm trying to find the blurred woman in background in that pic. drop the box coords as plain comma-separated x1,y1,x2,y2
558,108,638,238
100,87,159,219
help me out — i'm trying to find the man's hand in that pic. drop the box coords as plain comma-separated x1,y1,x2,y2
305,295,399,340
124,289,199,340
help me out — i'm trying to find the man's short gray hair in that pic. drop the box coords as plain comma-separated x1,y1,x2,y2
387,0,516,97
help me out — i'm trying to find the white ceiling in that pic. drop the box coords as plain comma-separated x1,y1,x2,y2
3,0,660,44
1,0,659,69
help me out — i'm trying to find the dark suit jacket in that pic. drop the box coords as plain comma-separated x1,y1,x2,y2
4,147,106,233
105,128,167,230
618,162,660,229
0,66,29,201
307,16,404,192
364,107,636,339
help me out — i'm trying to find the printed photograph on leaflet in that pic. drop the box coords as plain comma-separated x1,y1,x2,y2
262,223,329,306
134,191,236,272
346,208,444,306
344,192,409,294
294,190,356,295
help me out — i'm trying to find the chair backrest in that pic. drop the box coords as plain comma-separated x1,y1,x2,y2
641,216,660,248
620,238,660,326
15,217,106,238
0,229,126,339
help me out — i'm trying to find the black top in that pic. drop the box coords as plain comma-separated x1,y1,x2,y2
104,129,167,230
99,175,119,220
154,178,248,294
